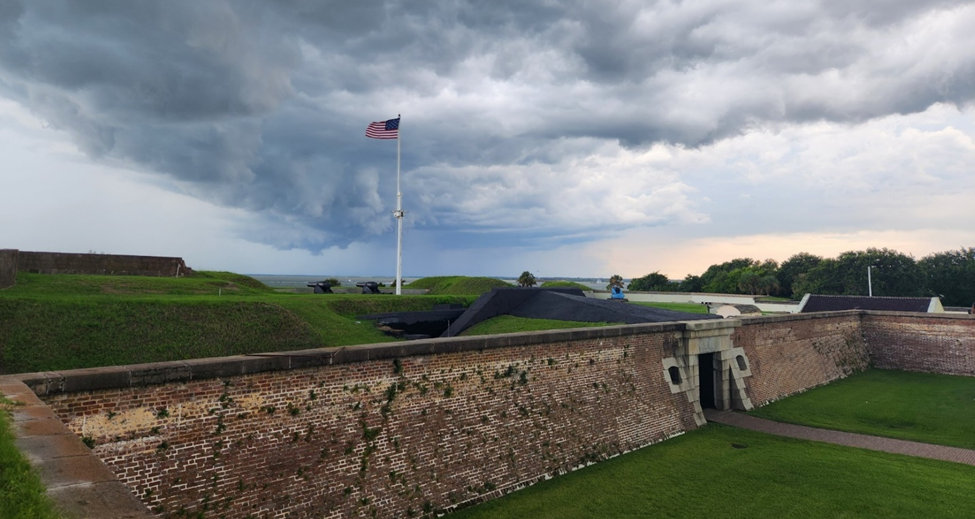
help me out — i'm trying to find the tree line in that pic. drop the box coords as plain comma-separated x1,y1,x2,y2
625,247,975,307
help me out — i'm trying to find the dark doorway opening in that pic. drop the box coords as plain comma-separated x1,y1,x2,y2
699,353,716,409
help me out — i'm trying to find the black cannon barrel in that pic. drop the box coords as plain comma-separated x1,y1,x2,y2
307,281,333,294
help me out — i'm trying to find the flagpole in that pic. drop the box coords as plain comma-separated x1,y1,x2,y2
395,115,403,296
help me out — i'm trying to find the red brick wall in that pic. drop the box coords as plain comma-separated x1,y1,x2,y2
17,251,191,277
40,328,697,518
863,313,975,376
735,312,870,406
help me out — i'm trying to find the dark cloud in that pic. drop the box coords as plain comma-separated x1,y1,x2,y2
2,0,974,251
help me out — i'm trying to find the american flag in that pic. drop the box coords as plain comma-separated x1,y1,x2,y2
365,117,400,139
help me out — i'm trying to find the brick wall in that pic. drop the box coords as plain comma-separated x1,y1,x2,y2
735,312,870,406
35,325,697,518
863,312,975,376
17,251,191,277
0,249,16,289
17,311,975,518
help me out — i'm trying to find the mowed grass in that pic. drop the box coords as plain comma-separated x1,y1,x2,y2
0,401,61,519
634,302,710,314
0,273,472,374
749,369,975,450
461,315,619,336
449,424,975,519
405,276,512,295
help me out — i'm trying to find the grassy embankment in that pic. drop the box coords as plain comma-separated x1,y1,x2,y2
539,281,593,290
404,276,512,294
749,369,975,450
2,273,634,374
461,315,616,336
0,272,479,374
449,423,975,519
632,302,710,314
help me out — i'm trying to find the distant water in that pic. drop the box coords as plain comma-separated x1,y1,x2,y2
249,274,613,291
248,275,419,289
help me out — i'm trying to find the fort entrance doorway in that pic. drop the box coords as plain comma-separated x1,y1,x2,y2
698,352,716,409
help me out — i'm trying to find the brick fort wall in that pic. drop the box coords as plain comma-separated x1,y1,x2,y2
35,324,697,519
17,251,191,277
863,312,975,376
735,312,870,406
17,311,975,518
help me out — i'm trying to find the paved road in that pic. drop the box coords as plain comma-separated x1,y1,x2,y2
704,409,975,467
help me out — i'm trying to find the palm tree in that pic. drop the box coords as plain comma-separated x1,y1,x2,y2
606,274,624,290
518,271,537,287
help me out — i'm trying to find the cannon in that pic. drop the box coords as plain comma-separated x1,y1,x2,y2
609,285,627,300
356,281,382,294
307,281,334,294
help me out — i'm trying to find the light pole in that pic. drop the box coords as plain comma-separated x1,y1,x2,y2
867,266,875,297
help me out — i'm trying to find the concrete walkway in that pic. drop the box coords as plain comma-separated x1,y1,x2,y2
704,409,975,467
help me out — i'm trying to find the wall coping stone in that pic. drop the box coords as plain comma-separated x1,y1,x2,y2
14,320,693,396
0,379,154,518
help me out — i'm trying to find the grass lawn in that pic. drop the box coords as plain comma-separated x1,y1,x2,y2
0,400,61,519
749,369,975,450
449,424,975,519
461,315,618,336
634,302,710,314
0,273,473,374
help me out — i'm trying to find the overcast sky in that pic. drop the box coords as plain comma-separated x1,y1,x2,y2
2,0,974,278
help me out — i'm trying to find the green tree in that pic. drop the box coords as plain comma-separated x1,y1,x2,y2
778,252,823,298
737,270,761,295
628,272,671,291
606,274,624,290
678,274,703,292
919,247,975,307
758,275,780,296
796,248,923,297
517,271,537,287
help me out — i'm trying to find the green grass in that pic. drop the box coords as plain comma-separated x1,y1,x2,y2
460,315,619,336
0,273,474,374
633,302,710,314
0,399,62,519
7,271,273,297
749,369,975,450
539,281,592,290
449,424,975,519
406,276,511,295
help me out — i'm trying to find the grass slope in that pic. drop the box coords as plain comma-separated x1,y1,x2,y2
749,369,975,449
0,399,61,519
449,424,975,519
406,276,511,295
0,273,473,374
461,315,618,336
633,302,710,314
0,298,323,373
539,281,592,290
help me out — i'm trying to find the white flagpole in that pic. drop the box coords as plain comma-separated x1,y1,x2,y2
395,115,403,296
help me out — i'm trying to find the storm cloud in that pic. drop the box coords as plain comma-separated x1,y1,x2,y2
2,0,974,253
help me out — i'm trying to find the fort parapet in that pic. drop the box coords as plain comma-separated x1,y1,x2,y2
1,310,973,518
12,250,191,277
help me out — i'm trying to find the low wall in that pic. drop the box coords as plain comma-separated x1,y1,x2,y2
0,249,16,288
17,251,191,277
735,312,870,406
863,312,975,376
24,324,697,518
